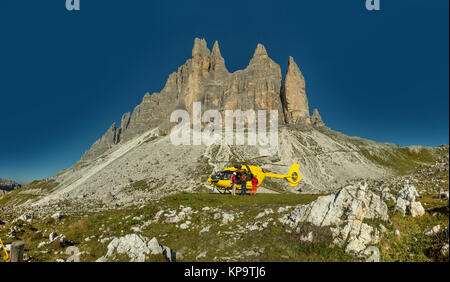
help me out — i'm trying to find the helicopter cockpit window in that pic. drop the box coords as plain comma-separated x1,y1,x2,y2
212,170,233,180
220,171,233,180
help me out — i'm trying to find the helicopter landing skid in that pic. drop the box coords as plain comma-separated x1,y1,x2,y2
215,186,232,194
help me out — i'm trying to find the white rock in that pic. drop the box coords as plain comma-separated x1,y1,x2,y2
196,251,207,260
277,206,291,213
394,198,409,215
51,211,63,221
181,207,193,214
424,225,440,236
100,237,112,244
105,234,152,262
247,223,261,231
255,209,274,219
394,185,423,217
395,230,401,237
222,213,234,225
398,184,419,202
147,237,163,255
440,244,449,257
379,224,388,234
37,242,47,248
410,202,425,217
49,232,58,242
200,225,211,234
180,221,191,229
152,210,164,223
243,250,258,256
363,246,380,262
130,226,142,233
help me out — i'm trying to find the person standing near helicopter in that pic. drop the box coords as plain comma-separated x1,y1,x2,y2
231,172,237,196
240,172,247,196
251,175,258,195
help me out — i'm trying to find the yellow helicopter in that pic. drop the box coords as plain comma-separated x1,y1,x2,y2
207,156,301,193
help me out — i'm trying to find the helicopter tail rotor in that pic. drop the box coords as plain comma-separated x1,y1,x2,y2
285,163,301,186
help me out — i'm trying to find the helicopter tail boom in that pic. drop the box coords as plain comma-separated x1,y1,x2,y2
263,163,301,187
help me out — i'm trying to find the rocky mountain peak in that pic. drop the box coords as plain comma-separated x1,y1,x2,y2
211,41,222,58
253,43,268,58
210,40,229,77
81,39,312,160
192,38,210,57
248,43,271,67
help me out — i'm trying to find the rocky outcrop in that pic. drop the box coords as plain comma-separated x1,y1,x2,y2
97,234,177,262
279,183,389,255
311,109,325,127
281,57,310,124
393,184,425,217
81,123,120,161
81,39,308,160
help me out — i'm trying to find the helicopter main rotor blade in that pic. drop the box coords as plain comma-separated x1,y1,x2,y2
258,163,288,166
240,156,269,162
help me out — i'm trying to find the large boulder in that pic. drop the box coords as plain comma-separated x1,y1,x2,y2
97,234,177,262
410,201,425,217
279,183,389,255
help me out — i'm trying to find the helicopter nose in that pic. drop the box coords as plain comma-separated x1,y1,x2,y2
208,177,219,184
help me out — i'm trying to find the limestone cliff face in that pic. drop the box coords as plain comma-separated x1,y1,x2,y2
281,56,310,124
82,123,119,160
82,39,316,160
220,44,283,114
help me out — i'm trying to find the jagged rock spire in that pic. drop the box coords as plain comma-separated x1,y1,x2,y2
282,56,310,124
253,43,268,58
211,41,222,58
311,109,325,127
249,43,270,65
192,38,210,57
82,38,288,160
210,40,229,77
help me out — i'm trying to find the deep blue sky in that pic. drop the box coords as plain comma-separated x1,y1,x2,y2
0,0,448,183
